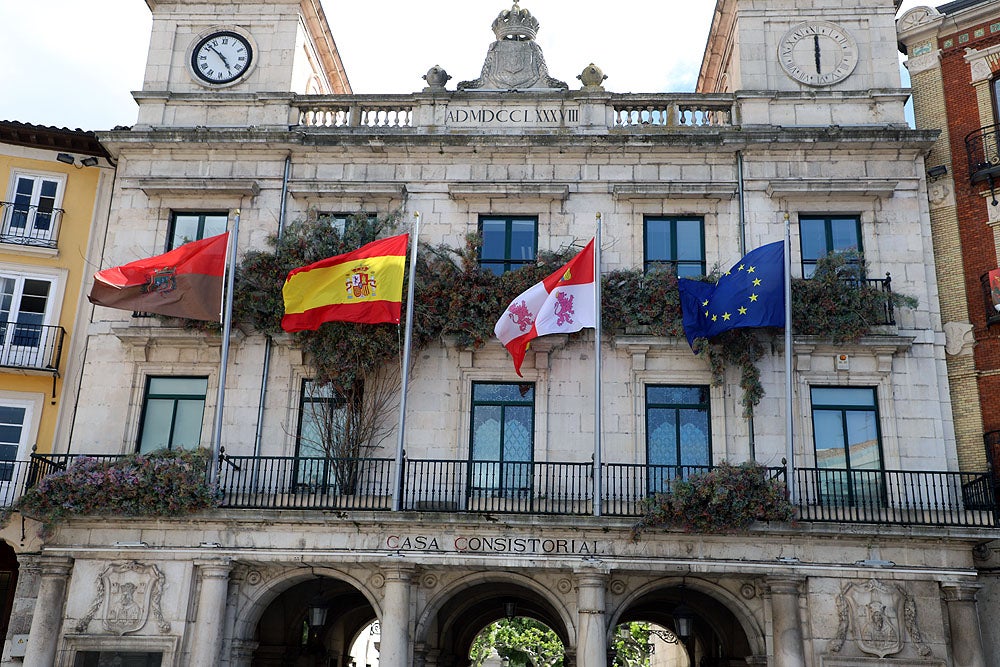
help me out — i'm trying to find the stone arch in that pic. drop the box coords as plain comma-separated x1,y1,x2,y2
608,575,766,660
415,570,577,666
231,565,382,646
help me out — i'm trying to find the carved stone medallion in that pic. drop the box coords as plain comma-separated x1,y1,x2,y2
830,578,930,658
76,561,171,635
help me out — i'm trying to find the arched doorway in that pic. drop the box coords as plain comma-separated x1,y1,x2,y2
612,582,756,667
0,542,17,642
251,576,376,667
423,581,572,667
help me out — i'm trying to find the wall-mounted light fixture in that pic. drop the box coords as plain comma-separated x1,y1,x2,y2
927,165,948,179
80,156,100,167
503,599,517,620
56,153,76,165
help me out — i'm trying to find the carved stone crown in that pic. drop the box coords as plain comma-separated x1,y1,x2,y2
492,2,539,41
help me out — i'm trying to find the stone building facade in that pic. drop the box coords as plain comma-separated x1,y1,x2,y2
0,0,996,665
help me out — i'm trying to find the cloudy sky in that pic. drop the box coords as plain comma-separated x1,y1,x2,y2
0,0,927,131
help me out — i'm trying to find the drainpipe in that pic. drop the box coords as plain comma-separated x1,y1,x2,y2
252,155,292,461
736,150,756,460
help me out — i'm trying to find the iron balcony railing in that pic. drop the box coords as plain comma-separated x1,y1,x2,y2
966,124,1000,185
0,322,65,372
0,201,63,249
12,455,999,528
843,273,896,326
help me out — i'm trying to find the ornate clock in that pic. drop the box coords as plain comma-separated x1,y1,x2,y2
778,21,859,87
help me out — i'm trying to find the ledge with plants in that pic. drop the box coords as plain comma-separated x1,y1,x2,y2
4,449,220,537
631,461,796,536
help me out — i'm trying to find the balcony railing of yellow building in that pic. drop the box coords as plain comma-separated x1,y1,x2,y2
0,322,65,373
8,454,997,528
0,202,63,249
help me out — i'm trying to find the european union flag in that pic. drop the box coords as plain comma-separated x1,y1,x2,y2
678,241,785,349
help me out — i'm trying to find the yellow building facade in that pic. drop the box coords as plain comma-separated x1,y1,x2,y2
0,122,112,471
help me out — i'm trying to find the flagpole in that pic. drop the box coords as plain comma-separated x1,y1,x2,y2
783,212,796,503
210,209,240,486
593,213,603,517
392,212,420,511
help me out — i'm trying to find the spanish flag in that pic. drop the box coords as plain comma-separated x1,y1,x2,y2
281,234,409,332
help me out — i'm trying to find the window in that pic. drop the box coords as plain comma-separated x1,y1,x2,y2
799,215,862,278
0,400,33,483
73,652,163,667
0,273,56,369
2,172,64,247
644,217,705,277
645,385,710,493
294,379,347,490
479,216,537,275
810,386,884,506
469,382,534,496
136,377,208,453
166,212,228,250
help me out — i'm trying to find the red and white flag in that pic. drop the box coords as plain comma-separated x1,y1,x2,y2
494,239,596,376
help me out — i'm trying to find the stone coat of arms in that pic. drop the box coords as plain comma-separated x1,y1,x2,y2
830,578,931,659
76,561,171,635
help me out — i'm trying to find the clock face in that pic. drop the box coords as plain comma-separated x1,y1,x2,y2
778,21,858,87
191,31,253,85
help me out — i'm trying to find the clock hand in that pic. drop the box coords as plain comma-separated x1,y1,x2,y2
208,46,232,70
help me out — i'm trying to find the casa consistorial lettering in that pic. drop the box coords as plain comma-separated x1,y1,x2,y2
386,534,604,555
445,106,580,127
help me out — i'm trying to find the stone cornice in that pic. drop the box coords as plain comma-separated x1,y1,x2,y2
764,178,900,199
448,183,569,201
288,181,406,200
127,178,260,197
613,182,737,200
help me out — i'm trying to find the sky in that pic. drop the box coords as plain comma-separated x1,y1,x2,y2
0,0,928,132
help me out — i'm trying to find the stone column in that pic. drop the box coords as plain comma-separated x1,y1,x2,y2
22,556,73,667
228,639,259,667
942,583,987,667
575,571,608,667
766,577,806,667
379,563,415,667
188,559,233,667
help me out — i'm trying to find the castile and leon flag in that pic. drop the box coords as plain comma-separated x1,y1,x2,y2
494,238,596,376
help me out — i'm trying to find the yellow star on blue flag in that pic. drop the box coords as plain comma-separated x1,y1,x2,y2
677,241,785,349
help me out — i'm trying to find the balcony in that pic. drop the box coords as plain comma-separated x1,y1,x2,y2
0,201,63,249
12,455,997,529
0,322,65,373
846,273,896,326
292,92,737,132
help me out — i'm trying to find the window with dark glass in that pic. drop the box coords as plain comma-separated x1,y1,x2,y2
3,173,63,245
799,215,862,278
810,386,884,506
294,379,347,490
166,212,228,250
479,216,537,274
469,382,534,496
0,274,55,368
645,385,710,493
0,403,29,482
644,216,705,277
137,377,208,453
74,652,163,667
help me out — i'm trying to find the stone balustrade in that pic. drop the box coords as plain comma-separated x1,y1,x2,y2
293,93,736,131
